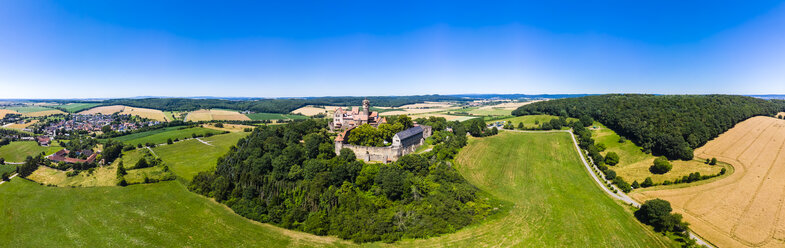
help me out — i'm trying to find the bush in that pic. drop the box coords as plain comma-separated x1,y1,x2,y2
1,172,9,181
613,177,632,193
605,169,616,180
604,152,620,166
649,157,672,174
720,168,727,175
117,176,128,186
214,123,224,128
631,180,640,189
710,157,717,165
596,143,606,152
641,177,654,188
635,199,689,233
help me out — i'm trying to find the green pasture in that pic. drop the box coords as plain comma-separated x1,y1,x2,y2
108,126,223,146
0,141,63,162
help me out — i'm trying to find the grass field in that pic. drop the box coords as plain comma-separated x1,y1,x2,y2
153,131,249,180
398,132,673,247
0,164,16,176
591,122,722,184
2,106,56,113
28,166,117,187
109,126,223,146
0,179,348,247
0,141,63,162
246,112,309,121
490,114,578,129
23,109,67,117
631,116,785,248
5,119,38,130
59,103,100,113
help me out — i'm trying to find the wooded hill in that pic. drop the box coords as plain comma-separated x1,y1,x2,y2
513,94,783,160
188,118,493,243
99,95,468,114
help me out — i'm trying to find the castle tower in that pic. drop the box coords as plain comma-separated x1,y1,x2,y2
363,99,370,117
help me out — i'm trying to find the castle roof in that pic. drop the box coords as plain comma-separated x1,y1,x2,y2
395,126,424,141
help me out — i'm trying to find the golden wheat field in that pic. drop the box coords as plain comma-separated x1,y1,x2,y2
631,116,785,248
0,109,20,119
185,109,250,121
77,105,126,115
292,106,328,116
22,110,66,117
120,106,168,122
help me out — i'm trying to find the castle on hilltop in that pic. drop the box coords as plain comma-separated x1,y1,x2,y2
330,99,385,131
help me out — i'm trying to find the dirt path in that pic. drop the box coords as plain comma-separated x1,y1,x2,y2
196,138,214,146
146,147,158,158
0,173,18,186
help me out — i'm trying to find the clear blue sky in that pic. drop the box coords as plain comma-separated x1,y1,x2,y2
1,1,784,98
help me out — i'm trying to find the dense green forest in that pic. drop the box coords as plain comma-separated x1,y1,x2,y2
100,95,467,114
513,94,782,160
188,119,493,243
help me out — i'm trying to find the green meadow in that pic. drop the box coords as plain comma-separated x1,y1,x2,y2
398,132,673,247
490,114,578,128
109,126,223,146
0,164,16,176
59,103,100,113
0,141,63,162
1,106,56,113
153,131,249,180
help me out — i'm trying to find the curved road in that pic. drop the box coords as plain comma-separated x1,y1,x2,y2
503,129,714,248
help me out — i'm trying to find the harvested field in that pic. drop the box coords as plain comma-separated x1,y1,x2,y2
78,105,125,115
630,116,785,248
185,109,250,121
5,120,38,130
23,110,66,117
202,123,255,132
120,106,168,121
292,105,328,116
0,109,20,119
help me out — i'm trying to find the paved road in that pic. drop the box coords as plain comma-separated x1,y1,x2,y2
503,129,715,248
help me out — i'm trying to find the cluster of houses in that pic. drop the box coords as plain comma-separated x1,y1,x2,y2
47,149,98,164
41,114,161,136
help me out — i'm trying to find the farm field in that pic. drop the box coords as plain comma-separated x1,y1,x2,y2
591,122,723,184
28,165,117,187
245,112,308,121
120,106,168,122
202,123,255,132
630,116,785,248
153,131,249,180
0,179,347,247
108,126,223,146
185,109,251,121
0,109,20,119
0,164,16,176
23,109,67,117
292,105,329,116
0,141,63,162
2,106,56,113
78,105,125,115
490,114,578,129
4,119,38,130
58,103,100,113
398,132,673,247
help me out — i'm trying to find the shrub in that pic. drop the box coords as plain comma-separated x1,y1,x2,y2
631,180,640,189
605,169,616,180
1,172,9,181
604,152,620,166
635,199,689,233
710,157,717,165
167,138,173,145
720,168,727,175
641,177,654,188
214,123,224,128
596,143,607,152
650,157,672,174
613,177,632,193
117,176,128,186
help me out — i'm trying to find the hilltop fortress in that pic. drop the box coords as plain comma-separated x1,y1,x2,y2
332,99,431,162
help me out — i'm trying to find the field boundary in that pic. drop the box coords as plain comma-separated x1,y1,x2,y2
0,173,18,186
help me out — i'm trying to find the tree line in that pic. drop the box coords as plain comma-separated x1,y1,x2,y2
99,95,468,114
513,94,782,160
188,118,494,243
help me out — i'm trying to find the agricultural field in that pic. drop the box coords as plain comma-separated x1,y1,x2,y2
245,112,308,121
108,126,223,146
0,109,21,119
0,179,346,247
78,105,125,115
2,106,56,113
490,114,578,129
398,132,673,247
4,119,38,130
23,109,67,117
0,141,63,162
201,123,255,132
119,106,168,122
27,166,117,187
58,103,100,113
630,116,785,248
591,122,723,184
185,109,251,121
153,131,249,180
292,105,329,116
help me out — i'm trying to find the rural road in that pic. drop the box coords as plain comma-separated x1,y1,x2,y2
0,173,18,186
195,138,214,146
503,129,715,248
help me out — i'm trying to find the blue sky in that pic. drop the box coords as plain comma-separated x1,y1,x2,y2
1,1,784,98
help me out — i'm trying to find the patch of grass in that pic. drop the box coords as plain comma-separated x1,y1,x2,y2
0,141,63,162
109,126,223,146
246,112,309,121
490,114,578,129
59,103,100,113
591,122,722,184
0,164,16,176
2,106,56,113
399,132,674,247
153,132,249,181
0,179,345,247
